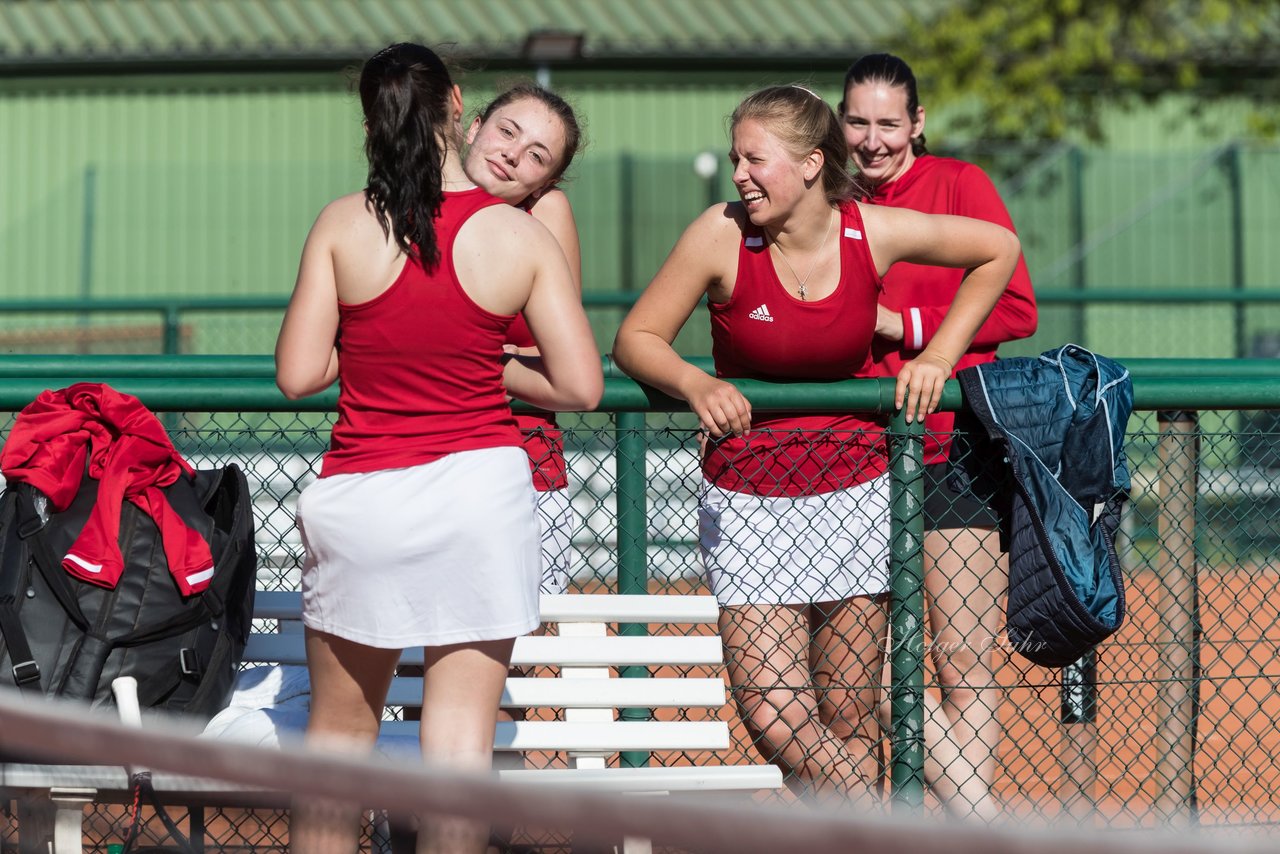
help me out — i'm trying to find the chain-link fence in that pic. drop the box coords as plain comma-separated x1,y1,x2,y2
3,373,1280,849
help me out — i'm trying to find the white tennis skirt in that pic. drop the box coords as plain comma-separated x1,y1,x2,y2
699,474,890,606
535,487,574,595
297,446,541,648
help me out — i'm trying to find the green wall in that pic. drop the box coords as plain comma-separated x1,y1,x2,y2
1,70,1277,358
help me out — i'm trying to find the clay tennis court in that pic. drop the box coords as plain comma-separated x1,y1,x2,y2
624,565,1280,830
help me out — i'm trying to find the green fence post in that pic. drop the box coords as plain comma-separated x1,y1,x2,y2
160,305,184,433
1225,145,1246,359
619,154,635,295
615,411,649,769
888,408,926,811
1154,410,1201,827
163,306,183,357
1069,145,1087,346
77,165,97,353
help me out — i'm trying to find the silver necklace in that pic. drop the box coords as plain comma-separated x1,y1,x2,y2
768,210,835,301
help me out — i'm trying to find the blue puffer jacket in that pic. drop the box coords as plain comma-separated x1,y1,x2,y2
949,344,1133,668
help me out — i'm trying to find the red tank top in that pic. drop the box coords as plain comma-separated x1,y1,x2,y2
321,188,522,478
704,200,888,497
506,314,565,491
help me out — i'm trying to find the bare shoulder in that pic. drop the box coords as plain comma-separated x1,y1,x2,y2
525,189,579,245
673,203,746,277
527,187,574,218
465,202,553,247
857,198,927,231
316,191,372,226
455,204,559,283
855,198,889,226
685,201,745,245
309,191,386,245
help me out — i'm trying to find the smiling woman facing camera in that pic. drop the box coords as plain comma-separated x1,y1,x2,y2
841,52,1037,821
613,85,1019,801
464,82,584,595
275,43,600,854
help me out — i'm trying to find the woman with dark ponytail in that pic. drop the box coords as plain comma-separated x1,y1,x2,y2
276,43,601,853
841,52,1038,820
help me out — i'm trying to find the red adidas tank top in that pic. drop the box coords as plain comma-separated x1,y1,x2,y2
321,188,522,478
704,200,888,497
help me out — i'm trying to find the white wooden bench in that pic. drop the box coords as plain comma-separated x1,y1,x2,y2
1,591,782,853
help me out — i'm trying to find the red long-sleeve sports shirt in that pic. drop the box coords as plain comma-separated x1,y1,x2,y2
868,154,1038,463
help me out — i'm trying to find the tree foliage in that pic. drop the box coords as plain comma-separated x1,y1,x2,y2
896,0,1279,142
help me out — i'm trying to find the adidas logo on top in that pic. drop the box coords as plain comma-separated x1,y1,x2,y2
748,303,774,322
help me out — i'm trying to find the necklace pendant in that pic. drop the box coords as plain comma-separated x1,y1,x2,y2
798,283,807,301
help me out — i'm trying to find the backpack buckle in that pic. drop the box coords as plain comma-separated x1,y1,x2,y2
179,648,201,676
11,659,40,686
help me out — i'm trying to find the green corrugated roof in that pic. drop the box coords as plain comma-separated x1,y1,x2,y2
0,0,943,70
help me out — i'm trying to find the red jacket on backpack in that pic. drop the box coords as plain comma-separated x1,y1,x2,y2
1,383,214,595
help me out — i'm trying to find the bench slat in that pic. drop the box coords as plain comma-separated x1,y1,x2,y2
1,762,783,796
252,591,720,625
513,635,721,667
495,720,730,751
375,720,731,752
244,634,723,667
384,677,727,709
539,594,719,624
498,764,784,792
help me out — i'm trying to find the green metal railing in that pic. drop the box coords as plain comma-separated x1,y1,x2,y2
6,290,1280,358
5,356,1280,822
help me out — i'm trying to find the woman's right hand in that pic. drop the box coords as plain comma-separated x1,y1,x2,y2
686,374,752,437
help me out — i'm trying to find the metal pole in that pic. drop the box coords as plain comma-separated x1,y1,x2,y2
1069,146,1087,346
1058,652,1098,823
1226,146,1246,359
1154,410,1201,826
161,306,183,432
162,306,183,356
615,411,650,768
888,409,926,810
78,165,97,353
619,154,635,295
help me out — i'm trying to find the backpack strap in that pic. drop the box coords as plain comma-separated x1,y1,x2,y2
133,643,205,708
0,598,41,694
0,493,43,694
17,486,92,633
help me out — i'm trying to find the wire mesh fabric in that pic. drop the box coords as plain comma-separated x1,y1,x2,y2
2,409,1280,848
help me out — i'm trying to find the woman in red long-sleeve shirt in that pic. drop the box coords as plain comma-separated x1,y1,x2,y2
840,53,1038,820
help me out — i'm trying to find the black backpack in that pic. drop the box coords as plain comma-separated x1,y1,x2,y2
0,463,256,721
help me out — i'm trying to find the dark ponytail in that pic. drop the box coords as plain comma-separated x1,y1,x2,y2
840,53,928,157
359,43,457,268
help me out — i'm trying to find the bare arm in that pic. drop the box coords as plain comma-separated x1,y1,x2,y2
527,189,582,295
275,207,341,400
861,203,1020,421
612,205,752,437
476,214,601,411
505,189,584,359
